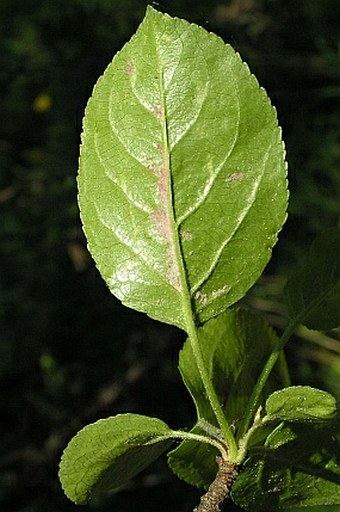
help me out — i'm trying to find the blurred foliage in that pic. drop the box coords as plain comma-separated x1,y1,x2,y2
0,0,339,511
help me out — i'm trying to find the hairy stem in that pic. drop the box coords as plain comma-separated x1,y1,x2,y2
171,430,229,459
186,320,238,460
193,457,238,512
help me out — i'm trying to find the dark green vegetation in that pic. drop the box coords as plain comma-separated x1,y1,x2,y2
1,1,339,511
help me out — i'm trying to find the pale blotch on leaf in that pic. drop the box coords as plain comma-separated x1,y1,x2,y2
151,101,163,119
156,142,165,153
126,62,134,77
151,209,169,240
149,147,180,291
211,286,230,300
181,231,193,241
145,156,159,175
225,172,244,186
193,286,230,307
194,290,208,306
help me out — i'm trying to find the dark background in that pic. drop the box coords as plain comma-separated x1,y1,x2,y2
1,1,339,511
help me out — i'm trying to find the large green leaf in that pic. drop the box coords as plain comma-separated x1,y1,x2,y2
231,421,340,510
265,386,337,422
78,6,288,330
179,308,289,424
59,414,174,504
284,227,340,330
168,308,289,488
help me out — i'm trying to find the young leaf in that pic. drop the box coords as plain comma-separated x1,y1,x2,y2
168,308,289,488
78,6,288,330
168,423,221,490
284,227,340,330
265,386,337,422
231,421,340,510
59,414,174,504
180,308,289,425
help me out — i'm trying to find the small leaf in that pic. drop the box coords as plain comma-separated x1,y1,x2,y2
231,421,340,510
78,6,288,331
266,386,337,422
59,414,174,504
168,423,220,489
285,227,340,330
168,308,289,488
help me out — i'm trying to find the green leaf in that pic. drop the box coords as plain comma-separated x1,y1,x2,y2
59,414,174,504
180,308,289,424
168,423,221,490
231,421,340,510
168,308,289,488
285,227,340,330
78,6,288,330
266,386,337,422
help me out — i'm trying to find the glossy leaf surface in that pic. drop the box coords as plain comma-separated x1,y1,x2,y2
285,227,340,330
266,386,337,422
231,421,340,510
59,414,173,504
168,308,289,488
78,6,288,330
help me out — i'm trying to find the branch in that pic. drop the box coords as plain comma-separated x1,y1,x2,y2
193,457,238,512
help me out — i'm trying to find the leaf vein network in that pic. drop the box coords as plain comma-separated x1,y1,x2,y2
190,142,272,295
177,86,241,225
91,200,173,289
93,132,153,215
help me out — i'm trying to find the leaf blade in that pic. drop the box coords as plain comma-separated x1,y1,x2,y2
78,7,288,330
284,227,340,330
265,386,337,422
59,414,174,504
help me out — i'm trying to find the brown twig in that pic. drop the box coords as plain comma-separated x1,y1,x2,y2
193,457,238,512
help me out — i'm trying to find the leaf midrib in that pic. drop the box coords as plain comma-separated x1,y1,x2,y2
154,30,196,330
